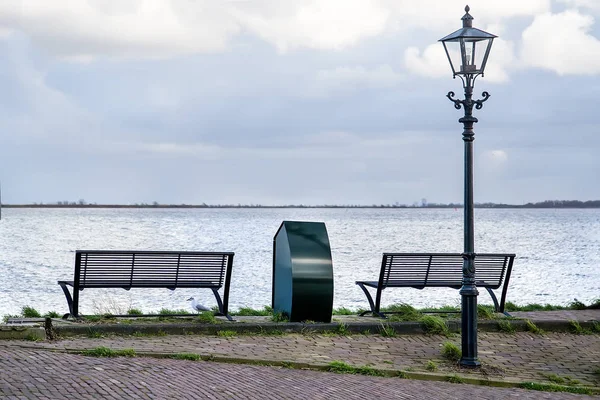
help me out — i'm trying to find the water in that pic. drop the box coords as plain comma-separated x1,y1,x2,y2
0,207,598,317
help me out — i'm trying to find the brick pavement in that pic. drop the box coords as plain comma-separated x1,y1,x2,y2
0,346,596,399
5,330,600,388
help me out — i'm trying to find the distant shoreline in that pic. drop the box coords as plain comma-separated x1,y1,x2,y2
3,201,600,209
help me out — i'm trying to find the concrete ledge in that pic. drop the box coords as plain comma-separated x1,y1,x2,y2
0,325,46,340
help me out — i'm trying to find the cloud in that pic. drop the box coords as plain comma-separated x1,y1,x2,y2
558,0,600,14
0,0,553,61
0,0,241,60
231,0,390,53
521,10,600,75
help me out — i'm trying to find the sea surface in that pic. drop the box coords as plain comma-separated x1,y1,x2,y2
0,207,598,317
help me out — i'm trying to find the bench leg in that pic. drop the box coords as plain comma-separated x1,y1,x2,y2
356,283,386,318
484,288,511,317
58,283,76,319
211,288,233,321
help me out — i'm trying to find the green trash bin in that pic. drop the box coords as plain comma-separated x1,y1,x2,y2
272,221,334,323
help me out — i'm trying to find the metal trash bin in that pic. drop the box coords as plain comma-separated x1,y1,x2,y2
272,221,334,322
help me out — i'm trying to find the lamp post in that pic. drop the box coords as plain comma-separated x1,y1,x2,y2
439,5,496,367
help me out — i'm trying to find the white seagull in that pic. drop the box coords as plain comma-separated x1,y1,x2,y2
187,297,211,313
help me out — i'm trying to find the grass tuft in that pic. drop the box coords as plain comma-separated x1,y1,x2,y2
441,342,461,362
426,360,438,372
271,311,289,323
217,330,236,338
477,305,495,320
232,306,272,316
43,311,61,318
171,353,201,361
332,307,355,315
420,315,450,336
327,361,385,377
21,306,41,318
497,320,516,334
525,319,543,334
379,323,396,337
196,311,217,324
384,304,422,321
446,375,465,384
126,308,143,316
519,382,594,395
81,347,136,357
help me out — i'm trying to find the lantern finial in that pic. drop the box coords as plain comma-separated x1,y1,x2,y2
462,5,473,28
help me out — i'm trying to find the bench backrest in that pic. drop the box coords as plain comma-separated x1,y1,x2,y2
380,253,515,289
74,250,234,290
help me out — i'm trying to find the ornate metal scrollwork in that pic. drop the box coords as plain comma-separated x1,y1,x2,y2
474,91,490,110
446,91,463,110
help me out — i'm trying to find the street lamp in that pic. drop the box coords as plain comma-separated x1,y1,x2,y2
439,5,496,368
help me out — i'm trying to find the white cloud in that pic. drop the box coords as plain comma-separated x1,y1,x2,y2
521,10,600,75
558,0,600,14
231,0,389,53
0,0,553,61
0,0,241,60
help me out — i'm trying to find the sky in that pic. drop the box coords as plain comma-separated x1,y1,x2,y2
0,0,599,206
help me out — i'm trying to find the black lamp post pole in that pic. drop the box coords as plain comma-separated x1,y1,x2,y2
447,75,490,368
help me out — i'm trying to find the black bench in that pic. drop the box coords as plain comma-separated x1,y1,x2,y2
356,253,515,318
58,250,234,320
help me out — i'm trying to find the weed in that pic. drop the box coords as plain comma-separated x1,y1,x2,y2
477,305,495,320
335,322,349,336
43,311,60,318
497,320,516,334
519,382,593,395
217,330,236,338
396,371,408,379
332,307,355,315
84,315,102,322
158,308,189,315
382,360,393,365
21,306,41,318
446,375,465,384
420,305,460,313
24,334,41,342
379,323,396,337
384,304,422,321
426,360,438,371
546,373,566,384
81,347,136,357
568,320,589,334
591,322,600,333
280,361,294,369
441,342,461,362
420,315,449,336
86,329,104,339
525,320,543,335
271,311,289,323
569,299,587,310
171,353,201,361
127,308,143,315
196,312,217,324
362,330,371,335
232,306,272,317
327,361,385,377
504,302,567,312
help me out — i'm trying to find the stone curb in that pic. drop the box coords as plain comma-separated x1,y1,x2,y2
42,347,600,395
48,318,599,338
